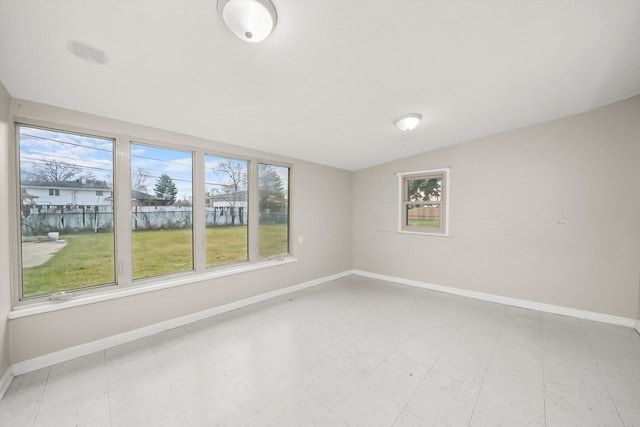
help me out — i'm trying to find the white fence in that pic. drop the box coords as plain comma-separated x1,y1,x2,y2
22,205,255,235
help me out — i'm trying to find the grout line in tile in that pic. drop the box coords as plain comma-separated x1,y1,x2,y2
102,350,113,427
579,319,626,427
539,311,547,427
466,308,507,427
390,302,483,426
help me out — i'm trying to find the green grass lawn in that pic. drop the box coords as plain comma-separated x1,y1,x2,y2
407,219,441,227
22,224,288,298
22,233,116,297
259,223,289,258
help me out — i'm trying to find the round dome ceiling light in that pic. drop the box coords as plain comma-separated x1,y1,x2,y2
394,113,422,131
218,0,277,43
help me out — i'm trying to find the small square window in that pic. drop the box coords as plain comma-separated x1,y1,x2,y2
49,189,60,196
96,191,103,196
399,168,449,235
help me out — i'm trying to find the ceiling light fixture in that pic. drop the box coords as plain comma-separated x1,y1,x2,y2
394,113,422,131
217,0,277,43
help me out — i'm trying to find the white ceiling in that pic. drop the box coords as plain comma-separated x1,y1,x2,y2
1,0,639,171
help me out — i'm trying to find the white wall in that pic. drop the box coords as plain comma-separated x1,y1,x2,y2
0,81,12,380
8,99,353,363
353,95,640,319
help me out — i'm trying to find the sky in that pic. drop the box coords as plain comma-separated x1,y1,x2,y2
19,125,287,202
19,125,113,182
130,143,193,200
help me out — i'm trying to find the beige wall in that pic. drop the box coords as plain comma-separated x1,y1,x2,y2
4,92,640,365
637,274,640,324
353,95,640,319
8,99,352,363
0,82,12,378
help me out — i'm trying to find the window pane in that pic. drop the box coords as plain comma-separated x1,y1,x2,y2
131,144,193,279
19,125,115,298
406,203,441,228
205,155,248,267
258,163,289,258
406,177,442,202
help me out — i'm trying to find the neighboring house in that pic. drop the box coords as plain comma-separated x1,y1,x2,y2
20,188,37,206
21,181,167,209
21,180,112,207
206,189,247,210
206,190,248,225
131,189,167,207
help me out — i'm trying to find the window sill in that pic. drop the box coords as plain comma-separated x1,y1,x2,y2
8,257,298,320
396,231,452,237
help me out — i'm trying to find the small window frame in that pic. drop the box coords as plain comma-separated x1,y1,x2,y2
398,168,450,236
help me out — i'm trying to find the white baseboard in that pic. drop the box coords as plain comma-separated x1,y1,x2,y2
353,270,637,328
11,270,352,376
0,366,13,401
10,269,636,376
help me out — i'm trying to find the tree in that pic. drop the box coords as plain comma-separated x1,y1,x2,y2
214,160,247,225
132,167,151,193
258,164,286,212
29,159,94,183
407,178,441,202
153,173,178,204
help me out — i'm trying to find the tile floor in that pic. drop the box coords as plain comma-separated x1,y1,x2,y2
1,275,639,426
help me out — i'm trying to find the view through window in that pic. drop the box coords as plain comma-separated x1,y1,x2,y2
19,125,115,298
400,169,448,234
16,124,292,302
205,155,248,267
131,144,194,280
259,163,289,258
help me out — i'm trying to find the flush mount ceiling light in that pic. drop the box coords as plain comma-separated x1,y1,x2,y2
394,113,422,131
217,0,277,43
66,40,108,64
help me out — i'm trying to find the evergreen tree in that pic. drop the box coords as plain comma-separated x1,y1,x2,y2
259,164,287,212
154,173,178,204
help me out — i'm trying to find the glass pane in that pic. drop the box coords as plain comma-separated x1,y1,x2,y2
406,203,441,228
406,177,442,202
258,163,289,258
131,144,193,279
19,125,115,298
205,155,248,267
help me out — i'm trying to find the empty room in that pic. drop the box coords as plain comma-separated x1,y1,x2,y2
1,1,639,426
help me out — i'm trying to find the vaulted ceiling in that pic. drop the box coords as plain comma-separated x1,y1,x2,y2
1,0,639,170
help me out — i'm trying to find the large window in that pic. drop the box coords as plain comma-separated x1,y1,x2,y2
259,163,289,258
205,155,248,267
131,144,194,280
18,125,116,299
399,168,449,235
14,123,292,303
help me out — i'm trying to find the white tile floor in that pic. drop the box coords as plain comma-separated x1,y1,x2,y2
1,275,639,426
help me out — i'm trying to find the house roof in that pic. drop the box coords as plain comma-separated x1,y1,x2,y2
22,180,112,190
209,190,248,203
131,190,161,201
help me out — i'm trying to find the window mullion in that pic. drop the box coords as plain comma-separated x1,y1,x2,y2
115,137,133,286
193,151,205,273
247,160,259,261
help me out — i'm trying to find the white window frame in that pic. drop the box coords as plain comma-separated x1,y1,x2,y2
397,167,450,236
11,120,295,309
